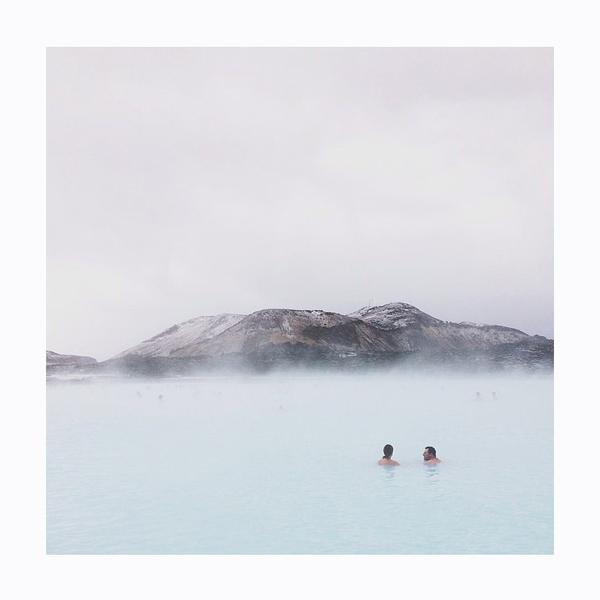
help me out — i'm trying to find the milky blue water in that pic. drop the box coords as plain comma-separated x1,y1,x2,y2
46,373,553,554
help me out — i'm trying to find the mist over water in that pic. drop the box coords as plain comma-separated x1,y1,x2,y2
47,372,553,554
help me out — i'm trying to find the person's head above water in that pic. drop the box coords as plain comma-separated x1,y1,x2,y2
378,444,399,465
423,446,440,462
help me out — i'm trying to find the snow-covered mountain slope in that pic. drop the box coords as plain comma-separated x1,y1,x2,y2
349,302,441,329
113,313,245,358
349,302,530,351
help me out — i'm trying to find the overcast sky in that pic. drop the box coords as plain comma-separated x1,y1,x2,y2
47,47,553,360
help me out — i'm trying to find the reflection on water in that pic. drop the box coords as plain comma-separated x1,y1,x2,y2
424,464,439,477
380,465,399,480
423,464,444,503
47,374,553,554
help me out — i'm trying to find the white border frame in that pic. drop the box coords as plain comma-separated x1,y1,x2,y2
2,1,599,598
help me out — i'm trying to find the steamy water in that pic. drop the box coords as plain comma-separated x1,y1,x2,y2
47,373,553,554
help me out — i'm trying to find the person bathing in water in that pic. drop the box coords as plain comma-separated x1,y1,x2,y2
423,446,441,464
378,444,400,466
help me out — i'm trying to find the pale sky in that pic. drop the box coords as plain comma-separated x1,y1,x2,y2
47,47,553,360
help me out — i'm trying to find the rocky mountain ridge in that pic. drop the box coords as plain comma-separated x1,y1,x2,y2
47,302,551,375
47,303,553,375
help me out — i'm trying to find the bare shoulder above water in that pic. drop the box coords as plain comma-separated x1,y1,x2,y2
378,444,400,465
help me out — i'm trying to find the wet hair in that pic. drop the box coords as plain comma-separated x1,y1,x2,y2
383,444,394,458
425,446,437,457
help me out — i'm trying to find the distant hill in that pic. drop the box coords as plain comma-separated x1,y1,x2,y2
46,350,97,373
82,302,553,375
